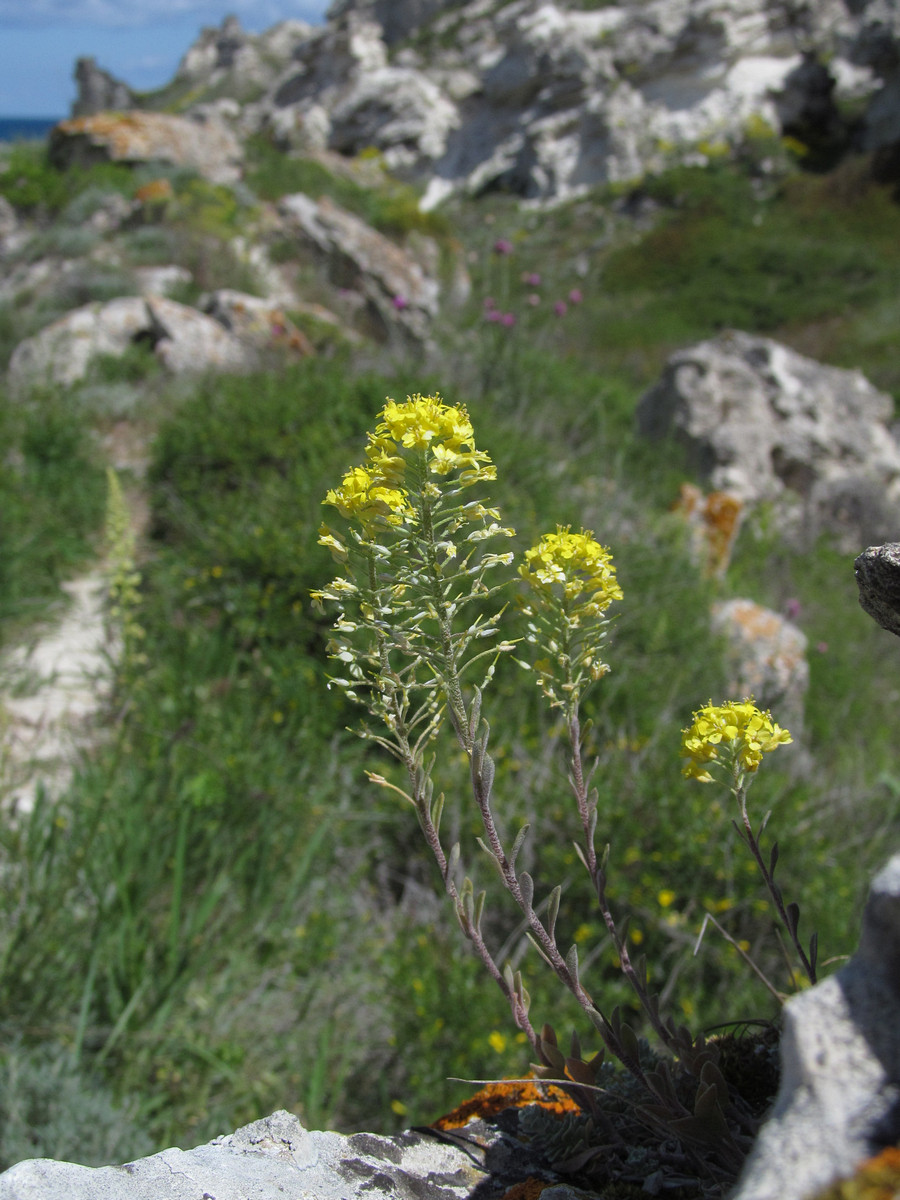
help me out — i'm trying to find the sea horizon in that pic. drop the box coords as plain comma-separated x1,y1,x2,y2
0,116,63,142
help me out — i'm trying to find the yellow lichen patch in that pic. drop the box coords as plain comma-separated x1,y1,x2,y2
432,1079,581,1131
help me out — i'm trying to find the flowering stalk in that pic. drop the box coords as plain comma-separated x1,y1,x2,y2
681,701,815,985
104,468,147,687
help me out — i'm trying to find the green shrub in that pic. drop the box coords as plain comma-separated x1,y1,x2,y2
0,144,134,215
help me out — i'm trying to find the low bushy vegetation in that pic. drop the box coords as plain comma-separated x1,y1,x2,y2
0,143,898,1184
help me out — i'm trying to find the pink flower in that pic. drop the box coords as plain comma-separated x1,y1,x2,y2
816,641,829,654
526,293,540,306
483,296,497,309
493,238,513,255
568,288,583,304
523,272,541,286
784,598,802,620
392,294,409,310
485,309,502,322
554,300,568,317
500,312,516,327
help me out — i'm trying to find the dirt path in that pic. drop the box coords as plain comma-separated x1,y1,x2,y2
0,419,150,815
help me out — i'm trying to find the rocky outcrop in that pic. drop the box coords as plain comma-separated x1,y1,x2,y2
0,1102,592,1200
72,58,135,118
172,15,314,105
49,111,243,185
78,1,900,208
224,0,891,206
278,192,440,345
201,289,315,358
637,330,900,550
7,297,254,389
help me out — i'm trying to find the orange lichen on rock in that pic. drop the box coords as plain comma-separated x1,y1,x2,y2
135,178,174,205
433,1079,581,1131
673,482,743,577
500,1178,554,1200
814,1145,900,1199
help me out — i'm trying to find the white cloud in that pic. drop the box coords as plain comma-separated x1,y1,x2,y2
0,0,330,31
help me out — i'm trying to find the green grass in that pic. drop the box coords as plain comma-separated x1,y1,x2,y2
244,135,452,240
0,391,106,635
0,143,135,215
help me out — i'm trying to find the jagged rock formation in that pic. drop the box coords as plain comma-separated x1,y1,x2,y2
0,1103,591,1200
72,58,135,118
637,330,900,550
64,3,900,208
90,1,897,208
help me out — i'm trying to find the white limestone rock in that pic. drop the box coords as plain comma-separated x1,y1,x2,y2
637,331,900,549
242,0,892,205
733,854,900,1200
278,192,440,345
0,1109,488,1200
7,296,253,389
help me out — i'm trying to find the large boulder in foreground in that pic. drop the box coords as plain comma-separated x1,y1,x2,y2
49,111,243,185
637,331,900,549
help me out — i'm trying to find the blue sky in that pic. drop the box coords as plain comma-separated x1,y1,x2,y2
0,1,331,116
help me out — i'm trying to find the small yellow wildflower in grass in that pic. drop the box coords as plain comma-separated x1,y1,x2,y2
681,698,792,782
488,1030,507,1054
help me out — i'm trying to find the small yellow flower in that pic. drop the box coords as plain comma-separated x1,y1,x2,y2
324,464,410,528
681,699,792,781
488,1031,507,1054
657,890,676,908
519,526,622,616
367,394,496,487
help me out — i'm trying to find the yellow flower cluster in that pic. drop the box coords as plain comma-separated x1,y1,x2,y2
681,699,792,782
519,526,623,616
367,394,496,484
324,464,411,528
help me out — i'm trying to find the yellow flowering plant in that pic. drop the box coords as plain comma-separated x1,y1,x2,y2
682,700,817,991
314,393,799,1186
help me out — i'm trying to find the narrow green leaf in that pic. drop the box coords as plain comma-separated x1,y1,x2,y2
510,823,530,869
547,885,561,940
565,943,580,984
